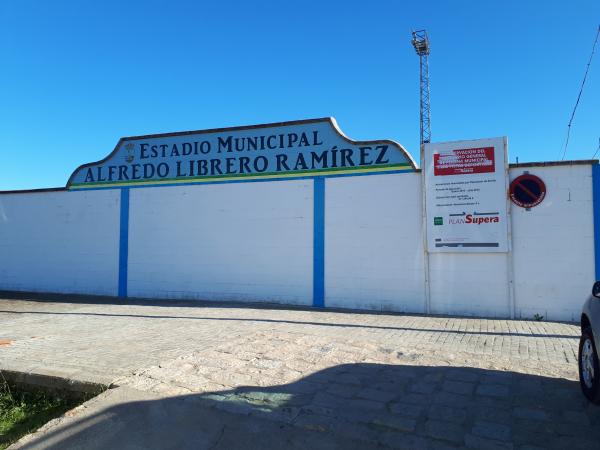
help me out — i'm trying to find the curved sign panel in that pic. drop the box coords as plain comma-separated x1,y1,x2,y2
67,118,415,189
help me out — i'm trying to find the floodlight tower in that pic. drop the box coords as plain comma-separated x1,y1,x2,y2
412,30,431,145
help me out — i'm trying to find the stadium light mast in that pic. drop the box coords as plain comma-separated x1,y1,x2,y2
411,30,431,145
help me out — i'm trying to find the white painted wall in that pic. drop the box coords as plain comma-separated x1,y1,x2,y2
325,173,426,312
510,164,595,322
428,253,511,317
127,181,313,305
0,190,120,295
426,163,595,321
0,162,595,322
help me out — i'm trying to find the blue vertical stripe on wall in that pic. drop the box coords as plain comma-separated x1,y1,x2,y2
313,177,325,307
118,188,130,298
592,164,600,281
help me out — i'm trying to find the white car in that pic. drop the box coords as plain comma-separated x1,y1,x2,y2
580,282,600,403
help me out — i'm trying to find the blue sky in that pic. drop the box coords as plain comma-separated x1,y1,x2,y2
0,0,598,190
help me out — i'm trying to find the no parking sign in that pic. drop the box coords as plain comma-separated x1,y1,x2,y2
509,174,546,208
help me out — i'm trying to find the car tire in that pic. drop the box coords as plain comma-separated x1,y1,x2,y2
579,327,600,404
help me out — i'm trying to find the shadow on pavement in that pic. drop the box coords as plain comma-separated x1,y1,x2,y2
0,291,579,339
12,363,600,450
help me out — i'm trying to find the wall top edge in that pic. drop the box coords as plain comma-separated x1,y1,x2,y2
509,159,598,169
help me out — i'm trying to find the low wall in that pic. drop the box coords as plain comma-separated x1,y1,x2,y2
510,163,595,321
0,161,596,321
0,189,120,296
127,180,314,304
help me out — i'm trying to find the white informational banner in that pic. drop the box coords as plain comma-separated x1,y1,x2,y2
423,137,509,253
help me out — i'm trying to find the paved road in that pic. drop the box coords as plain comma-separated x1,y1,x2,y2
1,293,598,449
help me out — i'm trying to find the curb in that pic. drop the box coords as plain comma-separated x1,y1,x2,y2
0,369,109,399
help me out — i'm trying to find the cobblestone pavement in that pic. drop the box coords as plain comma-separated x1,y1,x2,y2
1,294,599,449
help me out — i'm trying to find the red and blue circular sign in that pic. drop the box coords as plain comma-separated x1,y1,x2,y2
509,174,546,208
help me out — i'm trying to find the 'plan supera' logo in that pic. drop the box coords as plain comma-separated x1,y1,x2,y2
449,213,500,225
465,214,499,224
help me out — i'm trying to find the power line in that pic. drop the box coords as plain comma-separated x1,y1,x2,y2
560,25,600,161
591,138,600,160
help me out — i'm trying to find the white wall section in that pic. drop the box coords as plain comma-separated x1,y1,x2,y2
127,181,313,304
0,190,120,295
325,173,426,312
428,253,511,317
510,165,595,322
